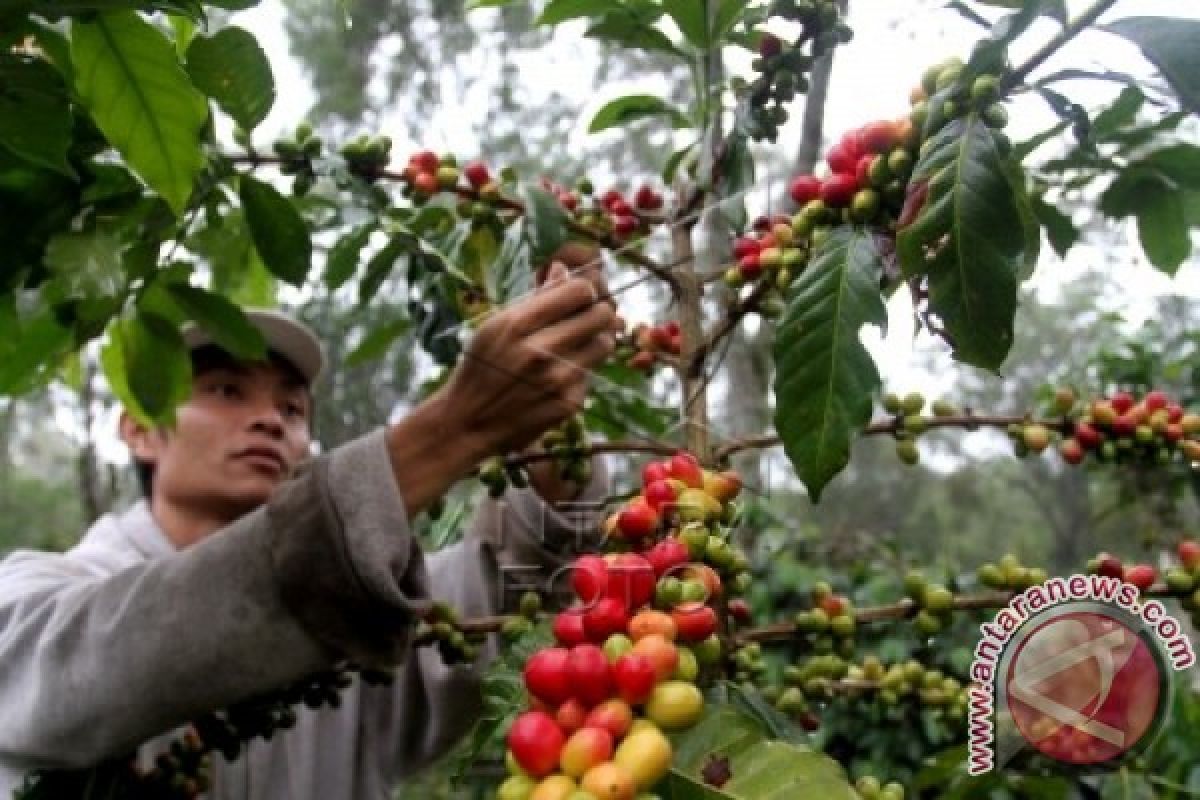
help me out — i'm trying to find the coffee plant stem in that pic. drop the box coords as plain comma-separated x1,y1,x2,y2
1001,0,1123,92
715,414,1070,461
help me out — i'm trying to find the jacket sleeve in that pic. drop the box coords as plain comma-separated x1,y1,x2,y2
375,452,610,780
0,429,440,772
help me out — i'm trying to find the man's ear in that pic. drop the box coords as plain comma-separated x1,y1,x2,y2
118,411,162,465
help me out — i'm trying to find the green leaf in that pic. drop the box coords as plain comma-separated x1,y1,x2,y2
325,223,376,290
71,11,209,216
185,26,275,131
467,0,519,9
662,0,707,47
1104,17,1200,115
0,54,73,175
1090,86,1144,140
999,157,1040,281
1136,187,1190,275
586,13,681,57
897,115,1027,370
238,174,312,286
345,319,411,367
713,0,749,41
536,0,623,26
519,185,570,264
164,284,266,360
1030,193,1078,258
665,706,856,799
101,311,191,424
0,312,72,395
1139,144,1200,188
589,93,689,133
718,134,754,238
663,140,697,183
773,228,886,501
359,234,412,304
43,229,126,299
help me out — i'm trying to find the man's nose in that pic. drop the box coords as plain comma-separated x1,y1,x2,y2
248,397,286,436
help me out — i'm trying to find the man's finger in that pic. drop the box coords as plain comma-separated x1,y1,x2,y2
549,241,601,270
527,301,616,356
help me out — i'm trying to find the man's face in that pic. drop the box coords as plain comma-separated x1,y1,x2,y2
125,355,313,519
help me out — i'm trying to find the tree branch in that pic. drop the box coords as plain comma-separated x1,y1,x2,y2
714,413,1067,461
1001,0,1122,92
225,153,681,291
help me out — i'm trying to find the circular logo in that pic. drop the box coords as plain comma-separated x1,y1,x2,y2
1001,605,1169,766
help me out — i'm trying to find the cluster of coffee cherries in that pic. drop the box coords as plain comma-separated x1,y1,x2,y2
397,149,486,199
855,775,907,800
881,391,958,466
903,571,960,637
793,581,858,640
976,554,1048,592
416,601,489,665
723,113,920,301
909,57,1010,152
128,667,393,799
1050,388,1200,467
501,454,745,799
259,121,324,196
1087,553,1159,592
477,416,592,498
786,115,919,231
1168,540,1200,630
617,321,682,373
592,186,665,240
731,0,851,142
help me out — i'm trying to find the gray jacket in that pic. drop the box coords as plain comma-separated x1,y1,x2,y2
0,429,607,798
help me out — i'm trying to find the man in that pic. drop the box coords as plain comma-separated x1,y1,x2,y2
0,246,620,798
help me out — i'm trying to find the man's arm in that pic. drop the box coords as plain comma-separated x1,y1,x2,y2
0,430,428,775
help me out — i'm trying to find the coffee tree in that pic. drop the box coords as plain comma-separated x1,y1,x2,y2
3,0,1200,797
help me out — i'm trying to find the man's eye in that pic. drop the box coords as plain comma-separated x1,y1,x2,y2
211,382,240,398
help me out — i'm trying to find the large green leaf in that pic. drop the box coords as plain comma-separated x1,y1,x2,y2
712,0,749,41
101,311,191,424
165,284,266,360
1104,17,1200,115
589,93,689,133
324,222,376,290
0,312,72,395
1135,187,1190,275
896,114,1028,370
345,319,411,367
662,706,856,799
71,11,209,215
0,54,73,176
43,229,126,299
586,13,680,57
238,175,312,286
185,26,275,131
1097,147,1200,275
1030,193,1078,258
773,227,886,502
519,185,570,264
662,0,707,47
536,0,623,26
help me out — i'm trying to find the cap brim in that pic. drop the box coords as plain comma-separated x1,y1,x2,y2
181,309,324,385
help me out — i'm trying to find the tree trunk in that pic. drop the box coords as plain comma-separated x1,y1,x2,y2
720,3,842,489
76,357,105,525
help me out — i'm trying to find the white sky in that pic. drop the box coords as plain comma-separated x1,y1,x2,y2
86,0,1200,464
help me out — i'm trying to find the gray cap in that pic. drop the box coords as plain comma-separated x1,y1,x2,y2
181,308,325,385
